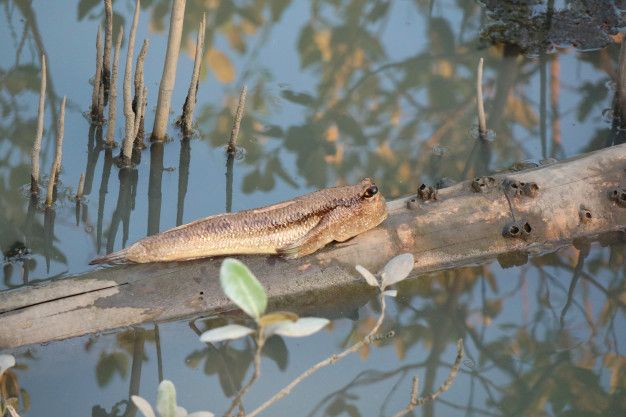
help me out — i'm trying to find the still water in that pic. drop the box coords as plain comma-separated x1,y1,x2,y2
1,0,625,416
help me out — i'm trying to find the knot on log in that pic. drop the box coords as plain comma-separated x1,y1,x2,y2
502,220,532,240
471,176,497,193
417,184,437,201
608,188,626,207
503,179,539,198
579,206,593,224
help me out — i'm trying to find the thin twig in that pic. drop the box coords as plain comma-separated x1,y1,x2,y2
152,0,187,141
103,0,113,101
179,13,206,136
390,339,464,417
31,53,46,194
246,293,388,417
105,26,124,147
618,35,626,127
91,27,103,121
227,85,247,155
6,404,20,417
76,172,85,201
122,0,141,161
476,57,487,139
223,331,266,417
45,96,66,207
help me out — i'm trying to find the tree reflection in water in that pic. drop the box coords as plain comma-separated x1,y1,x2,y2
0,1,625,415
62,238,621,417
1,0,624,281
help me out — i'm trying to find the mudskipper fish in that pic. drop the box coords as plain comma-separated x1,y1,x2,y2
90,178,387,264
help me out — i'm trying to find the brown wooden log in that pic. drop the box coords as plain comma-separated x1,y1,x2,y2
1,144,625,349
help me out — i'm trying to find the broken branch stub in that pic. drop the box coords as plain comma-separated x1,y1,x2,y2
31,54,47,194
178,13,206,137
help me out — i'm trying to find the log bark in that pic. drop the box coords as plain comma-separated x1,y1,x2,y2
1,144,625,348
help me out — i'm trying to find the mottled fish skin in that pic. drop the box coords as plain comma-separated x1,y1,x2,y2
90,178,387,264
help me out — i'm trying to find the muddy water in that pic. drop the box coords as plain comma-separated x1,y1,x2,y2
1,1,625,416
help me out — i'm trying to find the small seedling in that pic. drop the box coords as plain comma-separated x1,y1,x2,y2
132,380,214,417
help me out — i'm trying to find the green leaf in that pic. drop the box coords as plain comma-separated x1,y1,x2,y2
0,354,15,378
265,317,330,338
156,380,177,417
131,396,156,417
381,253,415,289
355,265,379,287
199,324,255,343
220,258,267,319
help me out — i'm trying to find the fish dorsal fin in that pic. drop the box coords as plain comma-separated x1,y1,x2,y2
248,200,296,214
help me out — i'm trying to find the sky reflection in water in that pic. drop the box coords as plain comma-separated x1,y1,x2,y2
0,1,625,416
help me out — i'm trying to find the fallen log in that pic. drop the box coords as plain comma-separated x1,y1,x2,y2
1,143,625,349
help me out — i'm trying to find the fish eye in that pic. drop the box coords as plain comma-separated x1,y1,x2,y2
364,185,378,198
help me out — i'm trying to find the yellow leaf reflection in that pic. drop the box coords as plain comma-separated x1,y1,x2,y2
314,30,332,61
325,124,339,142
206,48,235,83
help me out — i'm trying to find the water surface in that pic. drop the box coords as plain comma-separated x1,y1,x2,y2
1,1,625,416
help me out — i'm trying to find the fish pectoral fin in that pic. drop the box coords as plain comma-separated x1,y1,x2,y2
277,206,352,259
277,223,327,259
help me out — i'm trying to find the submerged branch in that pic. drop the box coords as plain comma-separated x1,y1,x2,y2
390,339,464,417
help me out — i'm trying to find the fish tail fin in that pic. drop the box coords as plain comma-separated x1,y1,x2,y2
89,248,132,265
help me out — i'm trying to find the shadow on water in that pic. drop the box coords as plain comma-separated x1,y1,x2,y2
148,141,164,237
83,123,103,197
106,167,138,254
96,147,114,253
225,152,234,213
176,138,191,226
